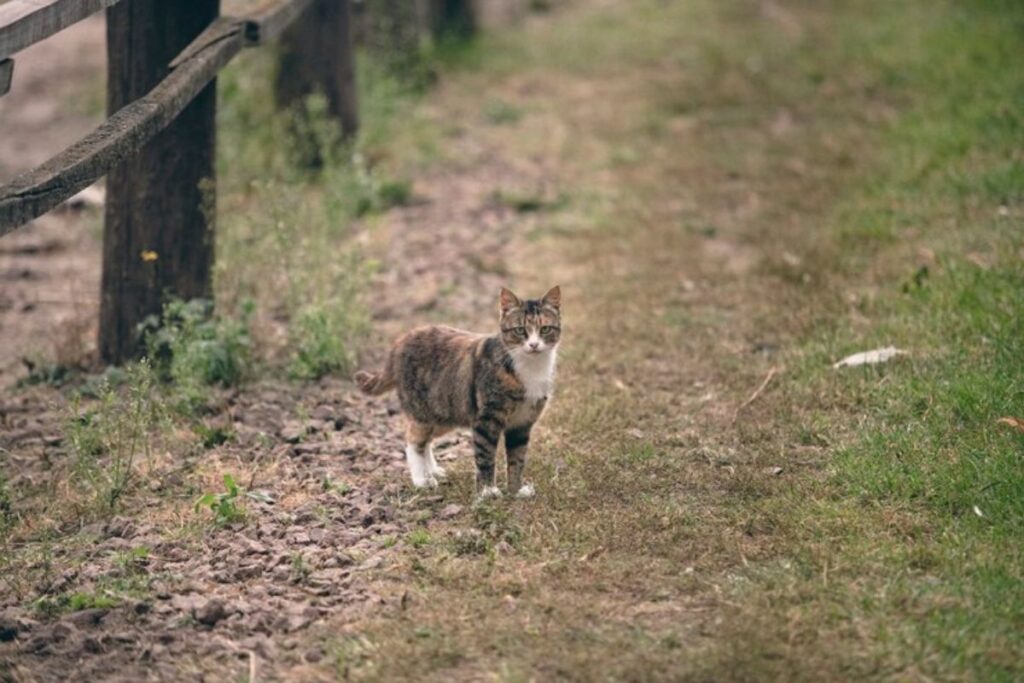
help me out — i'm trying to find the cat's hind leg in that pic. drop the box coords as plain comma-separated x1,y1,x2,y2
426,443,447,481
405,420,437,489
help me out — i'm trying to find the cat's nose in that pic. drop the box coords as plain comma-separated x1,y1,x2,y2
528,341,540,350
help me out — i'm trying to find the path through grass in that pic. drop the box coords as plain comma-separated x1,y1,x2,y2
319,1,1024,680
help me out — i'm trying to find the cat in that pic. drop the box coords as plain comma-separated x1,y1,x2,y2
355,286,561,499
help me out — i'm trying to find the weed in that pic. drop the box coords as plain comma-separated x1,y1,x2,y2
66,361,167,516
288,294,369,380
113,546,150,575
321,475,353,496
34,591,118,617
290,552,311,583
140,298,253,413
16,360,75,389
194,474,272,526
406,529,431,548
193,423,234,449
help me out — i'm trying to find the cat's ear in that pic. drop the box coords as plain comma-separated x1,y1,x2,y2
542,285,561,310
499,287,522,315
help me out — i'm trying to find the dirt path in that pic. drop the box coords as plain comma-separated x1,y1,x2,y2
0,12,557,680
4,0,1008,680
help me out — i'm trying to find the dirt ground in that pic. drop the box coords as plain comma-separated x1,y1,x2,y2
0,12,553,682
3,0,1016,680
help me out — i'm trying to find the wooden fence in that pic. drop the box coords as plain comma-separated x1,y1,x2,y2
0,0,478,364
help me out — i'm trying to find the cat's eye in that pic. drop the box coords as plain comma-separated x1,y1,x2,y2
515,327,527,336
541,326,555,334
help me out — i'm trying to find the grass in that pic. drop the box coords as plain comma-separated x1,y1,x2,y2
2,0,1020,679
303,0,1024,680
66,361,169,518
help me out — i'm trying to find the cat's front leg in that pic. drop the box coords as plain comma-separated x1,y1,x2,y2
504,424,534,498
472,416,504,500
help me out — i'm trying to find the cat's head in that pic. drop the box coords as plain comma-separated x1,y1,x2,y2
499,286,561,355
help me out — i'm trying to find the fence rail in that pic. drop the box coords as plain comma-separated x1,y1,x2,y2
0,0,477,363
0,0,333,235
0,16,245,234
0,0,121,58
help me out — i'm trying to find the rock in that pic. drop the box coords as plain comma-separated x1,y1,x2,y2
64,608,108,628
234,564,263,580
169,594,204,613
82,635,104,654
240,537,269,555
439,504,463,519
195,599,229,627
311,405,335,422
359,556,384,571
23,634,52,654
50,622,76,641
104,516,135,538
0,613,21,642
280,422,307,443
304,647,325,663
294,441,329,455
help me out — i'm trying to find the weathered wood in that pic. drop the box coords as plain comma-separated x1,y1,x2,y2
0,0,122,58
244,0,317,44
275,0,358,144
99,0,225,363
0,18,244,235
0,58,12,96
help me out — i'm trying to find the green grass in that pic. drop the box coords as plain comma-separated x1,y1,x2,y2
305,1,1024,681
214,50,433,379
717,1,1024,678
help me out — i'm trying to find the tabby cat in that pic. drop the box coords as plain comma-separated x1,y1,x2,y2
355,286,561,499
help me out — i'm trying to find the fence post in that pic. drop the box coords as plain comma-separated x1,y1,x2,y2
100,0,220,363
275,0,359,141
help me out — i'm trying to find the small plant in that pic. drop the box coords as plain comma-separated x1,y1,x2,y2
322,475,353,496
34,590,119,617
194,474,273,526
194,474,246,525
327,154,414,218
0,468,14,535
406,529,431,548
193,423,234,449
16,359,75,388
139,298,253,413
113,546,150,575
290,552,311,583
289,296,369,380
66,361,167,516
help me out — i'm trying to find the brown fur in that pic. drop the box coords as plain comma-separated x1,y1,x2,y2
356,286,561,495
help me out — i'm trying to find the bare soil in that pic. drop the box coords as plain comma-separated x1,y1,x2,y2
0,14,554,681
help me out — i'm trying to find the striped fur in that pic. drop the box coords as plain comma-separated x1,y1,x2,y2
355,286,561,496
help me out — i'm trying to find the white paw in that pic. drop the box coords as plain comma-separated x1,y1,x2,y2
411,474,438,489
475,485,502,502
514,483,535,499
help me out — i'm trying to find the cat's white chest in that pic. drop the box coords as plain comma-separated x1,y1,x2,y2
513,350,556,401
508,350,555,428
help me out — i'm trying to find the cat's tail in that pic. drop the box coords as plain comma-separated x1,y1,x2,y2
354,361,396,396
